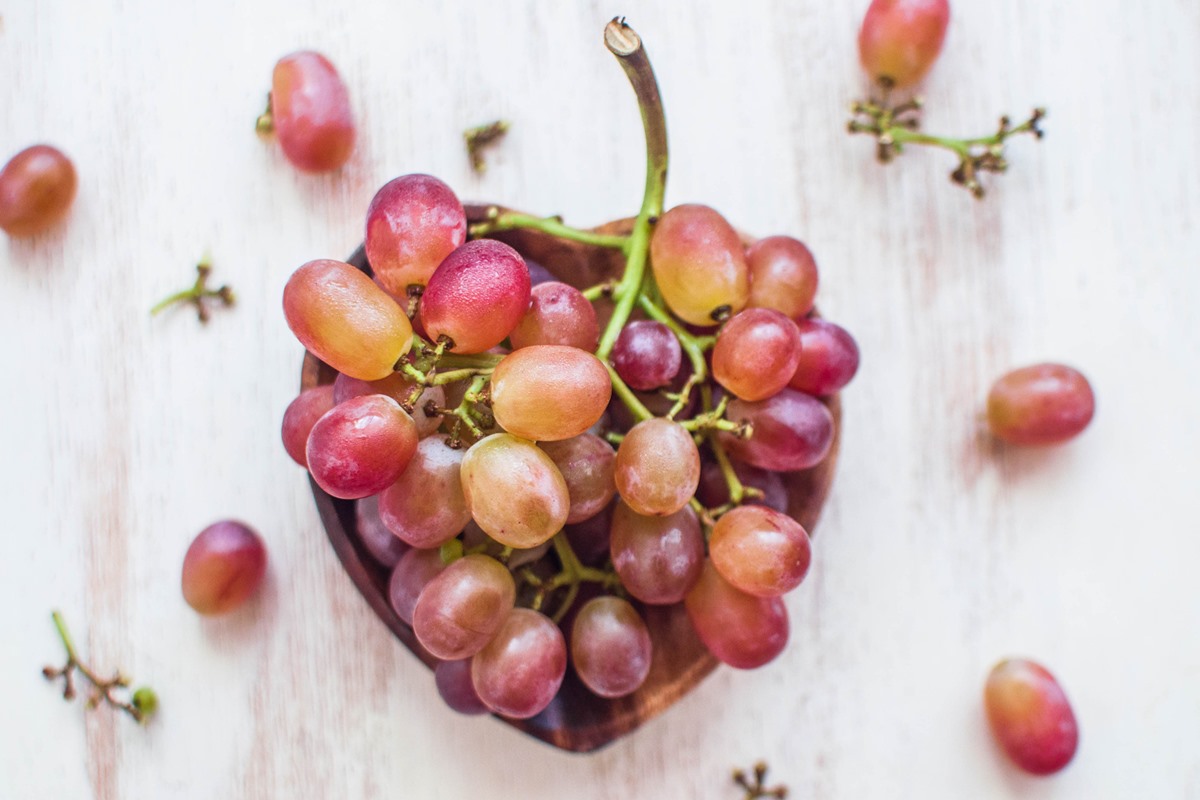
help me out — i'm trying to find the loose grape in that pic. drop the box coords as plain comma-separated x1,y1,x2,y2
434,659,490,716
719,388,834,471
283,259,413,381
509,281,599,351
538,434,617,524
712,308,804,401
388,546,446,625
378,435,471,548
610,320,683,391
420,239,531,354
986,364,1095,446
471,608,567,719
365,174,466,295
614,418,701,516
985,659,1079,775
412,554,516,660
181,520,268,616
684,560,788,669
356,495,409,568
746,236,819,319
609,501,704,604
788,319,861,397
0,144,78,237
570,596,652,699
281,385,336,468
268,51,355,173
306,395,418,499
709,506,812,597
857,0,951,89
332,371,444,438
460,434,570,548
649,204,750,326
489,345,612,442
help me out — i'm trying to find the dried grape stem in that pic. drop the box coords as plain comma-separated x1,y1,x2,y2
42,611,156,724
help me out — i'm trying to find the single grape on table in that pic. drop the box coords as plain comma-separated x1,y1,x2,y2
984,658,1079,775
181,520,268,616
0,144,78,237
259,51,356,173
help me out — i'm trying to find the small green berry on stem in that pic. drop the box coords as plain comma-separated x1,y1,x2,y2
464,119,510,174
42,611,157,725
151,254,235,323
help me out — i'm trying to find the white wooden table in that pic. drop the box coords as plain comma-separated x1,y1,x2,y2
3,1,1198,797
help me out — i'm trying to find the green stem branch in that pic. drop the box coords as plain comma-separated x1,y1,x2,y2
469,209,630,251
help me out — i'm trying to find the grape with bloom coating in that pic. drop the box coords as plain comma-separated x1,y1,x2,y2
460,434,570,548
471,608,567,719
712,308,804,402
719,388,834,471
356,495,409,568
387,547,446,625
489,345,612,442
614,418,700,516
269,51,355,173
435,659,490,715
0,144,78,236
509,282,599,351
986,363,1094,446
649,204,750,326
788,319,861,397
281,385,335,467
378,434,470,548
420,239,531,354
570,596,652,698
365,174,466,295
685,560,788,669
332,371,444,438
412,554,515,660
985,658,1079,775
283,259,413,381
609,501,704,604
181,521,268,616
709,506,811,597
306,395,418,499
538,434,617,524
746,236,819,319
857,0,950,89
611,320,683,391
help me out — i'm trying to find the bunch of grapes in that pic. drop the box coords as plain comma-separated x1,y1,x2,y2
280,20,857,722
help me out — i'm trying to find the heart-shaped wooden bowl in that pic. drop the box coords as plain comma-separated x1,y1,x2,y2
301,204,842,752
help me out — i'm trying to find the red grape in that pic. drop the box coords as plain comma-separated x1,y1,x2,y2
434,659,490,715
684,560,788,669
614,418,700,516
709,506,811,597
181,520,268,616
987,364,1095,446
570,596,652,698
306,395,418,499
378,434,470,548
509,282,599,351
365,174,466,295
269,51,355,173
857,0,951,89
719,388,834,471
712,308,804,402
696,456,788,513
985,658,1079,775
788,318,861,397
0,144,78,237
356,494,409,568
281,385,336,468
283,259,413,381
609,501,704,604
459,433,570,548
471,608,567,719
538,434,617,524
649,204,750,326
610,320,683,391
412,554,516,660
489,345,612,442
420,239,531,354
388,546,446,625
746,236,819,319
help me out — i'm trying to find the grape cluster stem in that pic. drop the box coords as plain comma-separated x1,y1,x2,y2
42,611,157,724
150,255,235,323
732,761,788,799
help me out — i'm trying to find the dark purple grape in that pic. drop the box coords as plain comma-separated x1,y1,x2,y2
610,320,682,391
434,659,490,715
718,388,834,471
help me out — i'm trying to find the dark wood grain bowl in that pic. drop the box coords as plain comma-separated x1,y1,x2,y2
300,204,842,752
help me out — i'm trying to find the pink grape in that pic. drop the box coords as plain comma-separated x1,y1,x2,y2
538,434,617,524
281,385,336,467
471,608,567,719
378,434,470,548
685,560,788,669
509,282,599,351
0,144,78,237
365,174,466,295
614,418,700,516
609,501,704,604
356,495,409,568
412,554,515,660
306,395,418,499
985,659,1079,775
718,388,834,471
746,236,819,318
649,204,750,326
283,259,413,381
181,520,268,616
489,345,612,442
709,505,812,597
268,51,355,173
712,307,804,402
857,0,951,89
570,596,652,698
986,364,1095,446
696,457,788,513
332,371,444,438
610,320,683,391
434,659,490,715
459,434,570,548
419,239,530,354
387,546,446,625
788,318,861,397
